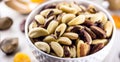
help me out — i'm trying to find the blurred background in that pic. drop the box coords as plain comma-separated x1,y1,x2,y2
0,0,120,62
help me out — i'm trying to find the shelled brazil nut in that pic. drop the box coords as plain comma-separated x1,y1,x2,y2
28,2,113,58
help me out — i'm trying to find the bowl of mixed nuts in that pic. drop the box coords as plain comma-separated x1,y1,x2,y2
25,0,116,62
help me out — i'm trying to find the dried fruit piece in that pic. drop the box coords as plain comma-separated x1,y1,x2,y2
0,17,13,30
47,21,59,34
63,32,78,40
112,15,120,28
61,14,75,23
31,0,46,3
104,21,113,38
14,53,31,62
68,15,85,26
58,37,72,45
0,38,18,55
50,42,64,57
29,27,49,38
35,15,45,24
92,39,108,45
35,42,50,53
43,35,57,43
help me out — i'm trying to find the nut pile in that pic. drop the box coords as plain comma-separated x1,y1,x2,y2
28,2,113,58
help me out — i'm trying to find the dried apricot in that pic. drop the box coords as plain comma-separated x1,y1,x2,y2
14,53,31,62
112,15,120,28
31,0,46,3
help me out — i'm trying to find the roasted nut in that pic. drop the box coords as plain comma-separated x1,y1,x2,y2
0,17,13,30
0,38,18,55
55,23,67,37
68,15,85,26
61,14,75,23
63,32,78,40
29,21,37,31
90,26,106,38
35,15,45,24
58,37,72,45
29,27,49,38
70,45,76,58
104,21,113,38
63,46,71,57
35,42,50,53
50,42,64,57
87,5,98,13
43,35,57,43
92,39,108,45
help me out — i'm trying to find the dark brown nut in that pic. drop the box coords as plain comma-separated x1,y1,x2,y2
84,27,96,39
20,19,26,33
87,5,98,13
55,23,67,37
61,14,75,23
0,17,13,30
63,32,78,40
0,38,18,55
63,46,71,57
35,15,45,24
43,35,57,43
90,26,106,39
82,20,94,27
70,45,76,58
35,42,50,53
58,37,72,45
70,25,84,33
92,39,108,45
90,43,104,54
104,21,113,38
79,29,92,44
50,42,64,57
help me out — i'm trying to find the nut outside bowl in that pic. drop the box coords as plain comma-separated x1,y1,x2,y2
25,0,116,62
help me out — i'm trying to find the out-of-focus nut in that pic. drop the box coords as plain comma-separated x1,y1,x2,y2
0,38,18,55
87,5,98,14
29,27,49,38
35,15,45,24
90,26,106,39
44,16,55,28
50,42,64,57
58,37,72,45
29,21,37,31
68,15,85,26
70,2,82,12
92,39,108,45
104,21,113,38
55,23,67,37
35,42,50,53
43,35,57,43
40,9,51,18
63,32,78,40
70,45,76,58
62,14,75,23
0,17,13,30
47,21,59,34
63,46,71,57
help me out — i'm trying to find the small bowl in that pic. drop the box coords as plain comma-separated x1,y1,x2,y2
25,0,116,62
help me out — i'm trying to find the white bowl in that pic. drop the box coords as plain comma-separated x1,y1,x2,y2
25,0,116,62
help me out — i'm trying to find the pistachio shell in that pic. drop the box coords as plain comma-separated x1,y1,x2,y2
92,39,108,45
63,32,78,40
35,42,50,53
29,27,49,38
47,21,59,34
50,42,64,57
62,14,75,23
35,15,45,24
68,15,85,26
58,37,72,45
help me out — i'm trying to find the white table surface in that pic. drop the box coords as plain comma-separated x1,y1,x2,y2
0,1,120,62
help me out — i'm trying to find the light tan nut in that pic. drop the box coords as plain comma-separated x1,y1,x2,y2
61,14,75,23
44,16,55,28
35,42,50,53
29,27,49,38
92,39,108,45
66,26,74,32
63,32,78,40
52,9,62,14
58,37,72,45
68,15,85,26
104,21,113,38
70,45,76,58
50,42,64,57
70,2,82,12
47,21,59,34
55,23,67,37
59,5,77,14
99,12,108,25
35,15,45,24
87,5,98,13
43,35,57,43
40,9,51,18
63,46,71,57
57,2,70,9
90,26,106,39
29,21,37,31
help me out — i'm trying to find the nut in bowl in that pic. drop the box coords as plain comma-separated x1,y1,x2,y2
25,0,116,62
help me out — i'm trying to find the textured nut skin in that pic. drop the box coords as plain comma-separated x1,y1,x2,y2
70,45,76,58
92,39,108,45
35,15,45,24
35,42,50,53
50,42,64,57
63,46,71,57
29,27,49,38
62,14,75,23
43,35,57,43
63,32,78,40
58,37,72,45
0,38,18,55
85,27,96,39
104,21,113,38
